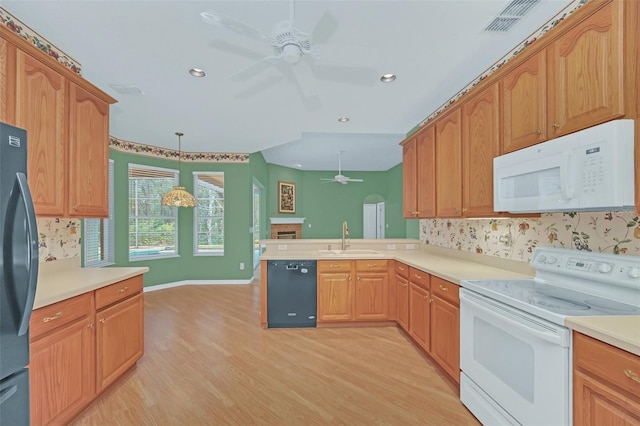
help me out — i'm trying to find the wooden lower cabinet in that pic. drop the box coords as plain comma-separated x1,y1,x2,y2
394,263,410,332
29,275,144,424
29,293,95,426
317,259,388,323
429,276,461,383
573,332,640,425
409,283,430,352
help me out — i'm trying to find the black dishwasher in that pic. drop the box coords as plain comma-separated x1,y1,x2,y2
267,260,317,328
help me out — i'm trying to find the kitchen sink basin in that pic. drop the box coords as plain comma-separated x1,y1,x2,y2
317,249,383,257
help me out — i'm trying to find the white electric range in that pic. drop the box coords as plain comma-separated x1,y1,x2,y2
459,247,640,426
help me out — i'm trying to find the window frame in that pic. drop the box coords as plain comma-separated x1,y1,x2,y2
128,163,179,262
193,171,225,256
83,159,115,267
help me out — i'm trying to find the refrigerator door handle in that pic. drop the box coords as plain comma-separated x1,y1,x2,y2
0,384,17,405
4,172,39,336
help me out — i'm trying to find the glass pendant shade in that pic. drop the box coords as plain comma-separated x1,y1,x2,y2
161,132,196,208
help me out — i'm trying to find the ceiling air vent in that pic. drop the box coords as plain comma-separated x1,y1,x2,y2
109,84,145,95
484,0,540,32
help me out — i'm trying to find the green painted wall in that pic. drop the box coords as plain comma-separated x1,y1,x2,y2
107,148,405,286
266,163,406,239
110,149,254,287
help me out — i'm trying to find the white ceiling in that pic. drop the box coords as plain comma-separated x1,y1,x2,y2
4,0,572,171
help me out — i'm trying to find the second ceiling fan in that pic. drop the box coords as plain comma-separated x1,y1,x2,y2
321,151,364,185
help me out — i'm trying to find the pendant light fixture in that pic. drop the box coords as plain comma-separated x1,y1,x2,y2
161,132,197,208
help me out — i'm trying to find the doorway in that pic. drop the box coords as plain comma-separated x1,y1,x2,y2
363,202,385,239
252,179,265,270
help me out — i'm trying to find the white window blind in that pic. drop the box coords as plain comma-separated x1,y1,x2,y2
128,164,178,260
194,172,224,255
83,160,114,267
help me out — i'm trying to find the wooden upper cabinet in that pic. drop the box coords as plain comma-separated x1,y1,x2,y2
462,83,500,217
68,83,110,217
0,38,16,124
402,126,436,218
501,50,547,153
15,50,67,216
416,126,436,217
547,0,624,138
402,137,418,218
435,108,462,217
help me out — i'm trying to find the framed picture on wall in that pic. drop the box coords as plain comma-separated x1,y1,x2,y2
278,181,296,214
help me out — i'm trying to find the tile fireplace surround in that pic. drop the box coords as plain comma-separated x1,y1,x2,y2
270,218,305,239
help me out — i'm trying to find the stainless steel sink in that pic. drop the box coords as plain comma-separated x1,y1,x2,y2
317,249,382,256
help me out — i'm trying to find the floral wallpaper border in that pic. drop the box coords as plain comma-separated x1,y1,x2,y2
110,137,250,163
420,211,640,263
409,0,588,134
0,7,82,74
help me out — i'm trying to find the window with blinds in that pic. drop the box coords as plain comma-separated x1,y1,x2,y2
128,164,178,260
83,160,115,267
194,172,224,255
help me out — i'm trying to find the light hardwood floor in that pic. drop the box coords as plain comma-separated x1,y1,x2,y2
70,277,479,425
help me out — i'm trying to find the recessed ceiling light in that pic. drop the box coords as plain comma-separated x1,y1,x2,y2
294,164,302,168
338,117,350,123
189,68,206,77
380,73,396,83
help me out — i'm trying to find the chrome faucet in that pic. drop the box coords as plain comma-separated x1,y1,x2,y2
341,221,349,251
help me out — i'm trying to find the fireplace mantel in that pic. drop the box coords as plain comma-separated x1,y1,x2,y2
270,218,305,224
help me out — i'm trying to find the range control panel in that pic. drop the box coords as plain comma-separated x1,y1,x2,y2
532,247,640,284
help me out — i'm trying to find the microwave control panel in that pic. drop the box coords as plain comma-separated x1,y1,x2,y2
581,145,605,194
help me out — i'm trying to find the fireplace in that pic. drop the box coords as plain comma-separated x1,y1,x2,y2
270,218,305,239
271,224,302,239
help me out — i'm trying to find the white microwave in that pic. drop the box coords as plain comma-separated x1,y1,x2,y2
494,119,635,213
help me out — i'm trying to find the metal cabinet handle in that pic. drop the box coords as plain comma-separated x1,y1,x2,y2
367,264,377,268
99,318,106,324
43,312,63,323
357,276,361,280
117,286,129,294
330,264,340,268
414,273,422,279
88,323,95,329
624,369,640,383
535,129,542,135
552,123,560,129
398,266,405,271
439,285,448,292
72,205,79,211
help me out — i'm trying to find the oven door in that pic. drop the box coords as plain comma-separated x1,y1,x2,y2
459,289,571,426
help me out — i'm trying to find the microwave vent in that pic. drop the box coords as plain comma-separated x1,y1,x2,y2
484,0,540,32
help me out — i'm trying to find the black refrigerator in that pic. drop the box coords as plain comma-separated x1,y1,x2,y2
0,122,39,425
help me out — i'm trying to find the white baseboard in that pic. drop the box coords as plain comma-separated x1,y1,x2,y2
144,279,252,292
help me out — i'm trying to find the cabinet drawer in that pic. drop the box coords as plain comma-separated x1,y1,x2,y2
30,292,93,340
355,259,388,272
409,267,430,289
395,262,409,278
431,276,459,305
95,275,143,310
318,260,352,273
574,332,640,397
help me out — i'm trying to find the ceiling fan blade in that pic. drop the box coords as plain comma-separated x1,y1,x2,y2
200,10,269,42
230,55,282,82
346,178,363,183
292,59,317,98
311,11,339,44
234,75,285,99
207,40,267,61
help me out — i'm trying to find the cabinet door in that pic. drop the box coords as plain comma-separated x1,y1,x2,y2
96,293,144,393
15,50,66,216
574,370,640,425
431,295,460,383
68,82,110,217
462,83,500,217
409,283,430,352
395,274,409,332
547,0,624,137
0,38,16,124
435,108,462,217
30,317,95,425
402,137,418,218
501,50,547,153
317,272,353,322
354,272,388,320
416,126,436,217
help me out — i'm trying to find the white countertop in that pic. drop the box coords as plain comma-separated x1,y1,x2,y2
566,316,640,357
34,259,149,309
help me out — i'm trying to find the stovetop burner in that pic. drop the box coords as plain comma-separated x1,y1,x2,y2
461,248,640,325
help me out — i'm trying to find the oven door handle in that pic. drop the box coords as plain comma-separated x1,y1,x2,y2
461,291,569,347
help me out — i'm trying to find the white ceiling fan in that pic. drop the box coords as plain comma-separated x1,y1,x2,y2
200,1,377,98
321,151,364,185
